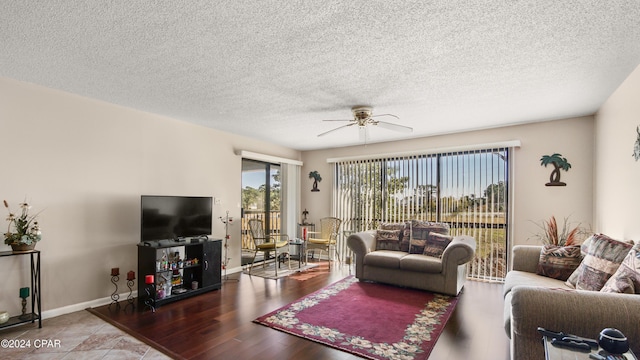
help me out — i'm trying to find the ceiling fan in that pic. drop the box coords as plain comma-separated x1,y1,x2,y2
317,106,413,142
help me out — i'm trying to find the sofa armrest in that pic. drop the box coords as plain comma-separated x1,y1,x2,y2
346,231,376,255
346,231,376,277
511,245,542,273
441,235,476,266
510,286,640,360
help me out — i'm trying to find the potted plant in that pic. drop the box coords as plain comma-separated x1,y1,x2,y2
309,171,322,192
3,200,42,252
531,215,588,246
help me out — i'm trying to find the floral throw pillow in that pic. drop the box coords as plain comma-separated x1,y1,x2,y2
374,229,402,251
536,245,582,281
409,220,449,254
379,222,409,252
601,243,640,294
565,234,633,291
422,232,453,258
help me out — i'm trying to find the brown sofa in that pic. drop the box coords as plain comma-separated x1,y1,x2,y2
346,230,476,296
503,245,640,360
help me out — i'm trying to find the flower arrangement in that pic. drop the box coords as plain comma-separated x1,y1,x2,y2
3,200,42,246
530,215,589,246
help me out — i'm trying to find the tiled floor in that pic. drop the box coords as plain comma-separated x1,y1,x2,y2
0,310,171,360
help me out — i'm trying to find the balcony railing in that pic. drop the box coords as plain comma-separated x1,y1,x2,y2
241,210,282,250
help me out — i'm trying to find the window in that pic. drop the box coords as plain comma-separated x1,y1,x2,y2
333,147,509,281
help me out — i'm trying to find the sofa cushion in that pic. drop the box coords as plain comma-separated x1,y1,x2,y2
601,243,640,294
503,270,570,297
374,229,402,251
400,254,443,273
423,232,453,258
363,250,406,269
565,233,633,291
536,245,582,281
409,220,449,254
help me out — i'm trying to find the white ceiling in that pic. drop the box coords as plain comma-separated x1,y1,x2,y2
2,1,639,150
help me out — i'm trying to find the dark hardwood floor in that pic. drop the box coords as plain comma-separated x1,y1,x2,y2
90,262,510,360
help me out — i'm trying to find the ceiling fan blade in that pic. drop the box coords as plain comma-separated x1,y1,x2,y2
322,119,353,122
317,123,356,137
370,113,400,120
376,121,413,133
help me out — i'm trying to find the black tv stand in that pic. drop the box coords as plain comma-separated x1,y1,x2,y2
137,238,221,308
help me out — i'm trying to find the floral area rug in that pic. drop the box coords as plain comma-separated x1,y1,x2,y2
254,276,458,359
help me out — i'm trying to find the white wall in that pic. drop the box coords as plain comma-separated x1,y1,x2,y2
6,62,632,316
0,77,300,315
595,64,640,242
301,116,595,248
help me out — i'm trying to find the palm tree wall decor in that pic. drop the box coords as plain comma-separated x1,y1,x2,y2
540,153,572,186
309,171,322,192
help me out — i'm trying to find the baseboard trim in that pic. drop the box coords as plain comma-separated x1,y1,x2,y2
42,290,138,319
43,267,245,319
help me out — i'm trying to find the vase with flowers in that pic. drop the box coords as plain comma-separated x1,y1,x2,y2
3,200,42,252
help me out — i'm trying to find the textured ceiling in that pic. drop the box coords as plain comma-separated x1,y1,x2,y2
2,1,639,150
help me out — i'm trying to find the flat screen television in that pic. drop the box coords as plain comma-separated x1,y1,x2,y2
141,195,213,241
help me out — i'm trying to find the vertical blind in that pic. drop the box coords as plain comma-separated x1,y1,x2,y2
333,147,510,281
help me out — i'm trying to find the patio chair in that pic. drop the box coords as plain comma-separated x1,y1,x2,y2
306,217,342,269
247,218,290,276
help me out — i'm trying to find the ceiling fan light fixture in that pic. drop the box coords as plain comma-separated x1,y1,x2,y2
317,105,413,139
352,106,373,120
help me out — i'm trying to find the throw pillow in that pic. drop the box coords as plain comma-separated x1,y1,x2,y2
565,233,633,291
379,222,405,231
536,245,582,281
379,222,409,252
422,232,453,258
565,234,595,286
400,221,412,252
601,243,640,294
409,220,449,254
374,229,402,251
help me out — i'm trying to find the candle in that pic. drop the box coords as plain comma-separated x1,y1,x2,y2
127,271,135,281
145,275,154,284
111,267,120,276
20,287,29,298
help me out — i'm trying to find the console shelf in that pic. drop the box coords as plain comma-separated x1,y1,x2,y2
137,238,221,308
0,250,41,329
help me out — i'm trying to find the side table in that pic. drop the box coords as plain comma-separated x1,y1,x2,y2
0,250,42,329
543,336,637,360
288,239,306,268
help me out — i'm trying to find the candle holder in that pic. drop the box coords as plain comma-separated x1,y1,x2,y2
144,275,155,313
125,271,136,312
19,287,30,320
109,273,120,311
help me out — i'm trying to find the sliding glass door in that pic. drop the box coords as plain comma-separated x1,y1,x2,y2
241,159,281,252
